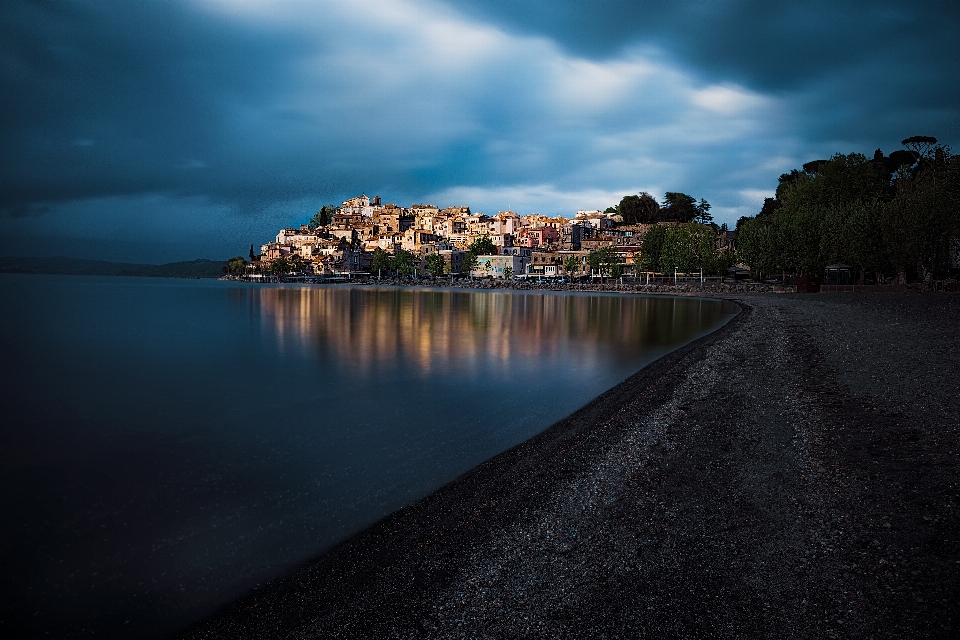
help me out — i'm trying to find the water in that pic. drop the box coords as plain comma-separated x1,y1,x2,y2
0,275,738,638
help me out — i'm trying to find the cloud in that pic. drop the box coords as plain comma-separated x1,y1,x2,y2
424,184,632,216
4,204,53,218
1,0,956,260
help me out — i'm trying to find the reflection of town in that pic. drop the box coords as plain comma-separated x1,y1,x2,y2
251,287,723,376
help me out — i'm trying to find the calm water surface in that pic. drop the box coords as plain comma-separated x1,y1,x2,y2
0,275,738,638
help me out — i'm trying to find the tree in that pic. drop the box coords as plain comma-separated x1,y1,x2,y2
802,159,829,174
226,256,247,275
609,262,623,279
882,147,960,282
468,236,497,256
735,217,772,278
658,227,697,273
640,226,666,271
694,198,713,224
587,246,617,276
249,244,256,261
729,139,958,283
758,197,781,217
503,266,514,279
269,256,291,277
391,249,415,276
618,192,660,224
686,224,720,273
371,247,391,275
309,205,336,229
288,254,303,274
425,253,446,277
661,192,698,223
563,255,581,275
586,250,603,275
902,136,937,159
461,251,478,276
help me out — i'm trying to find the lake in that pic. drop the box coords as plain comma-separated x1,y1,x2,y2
0,275,738,638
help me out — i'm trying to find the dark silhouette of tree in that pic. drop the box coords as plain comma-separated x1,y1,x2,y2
802,160,829,174
618,195,642,224
902,136,937,158
889,149,920,169
694,198,713,224
309,205,337,229
619,193,660,224
661,192,697,222
758,197,781,217
733,139,959,285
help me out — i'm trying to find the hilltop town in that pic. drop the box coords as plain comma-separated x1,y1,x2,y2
226,143,960,289
233,193,735,282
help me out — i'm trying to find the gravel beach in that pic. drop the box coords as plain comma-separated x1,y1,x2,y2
181,293,960,639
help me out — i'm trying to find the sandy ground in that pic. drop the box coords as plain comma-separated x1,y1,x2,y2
181,293,960,639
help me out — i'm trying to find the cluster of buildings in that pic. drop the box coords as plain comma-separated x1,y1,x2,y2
255,194,734,278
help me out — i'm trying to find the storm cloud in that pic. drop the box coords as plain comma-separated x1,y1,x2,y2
2,0,957,261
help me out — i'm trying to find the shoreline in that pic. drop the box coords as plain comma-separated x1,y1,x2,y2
222,273,795,295
181,293,960,639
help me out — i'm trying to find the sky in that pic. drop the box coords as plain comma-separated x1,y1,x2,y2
2,0,958,263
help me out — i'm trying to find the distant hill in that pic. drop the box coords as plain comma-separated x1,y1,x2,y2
0,257,229,278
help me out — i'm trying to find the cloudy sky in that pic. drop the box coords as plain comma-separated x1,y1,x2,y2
2,0,958,262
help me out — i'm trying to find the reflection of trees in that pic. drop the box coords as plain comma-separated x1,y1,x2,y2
253,288,726,376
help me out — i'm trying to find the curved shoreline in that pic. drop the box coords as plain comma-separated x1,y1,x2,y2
181,293,960,639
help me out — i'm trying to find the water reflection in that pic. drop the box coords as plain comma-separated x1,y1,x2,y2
248,286,725,379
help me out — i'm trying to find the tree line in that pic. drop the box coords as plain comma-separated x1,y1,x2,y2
736,136,960,283
610,192,713,225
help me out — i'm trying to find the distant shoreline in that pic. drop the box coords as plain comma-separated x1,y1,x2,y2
0,256,228,279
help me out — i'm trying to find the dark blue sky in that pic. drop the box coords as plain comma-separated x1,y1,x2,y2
2,0,958,262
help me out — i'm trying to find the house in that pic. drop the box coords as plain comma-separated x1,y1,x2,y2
438,249,466,274
490,233,513,250
471,254,529,279
557,250,589,275
465,214,492,235
341,194,380,217
516,227,559,248
529,251,562,275
401,229,438,253
489,212,520,235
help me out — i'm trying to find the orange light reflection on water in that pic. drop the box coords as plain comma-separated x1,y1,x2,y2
250,286,725,379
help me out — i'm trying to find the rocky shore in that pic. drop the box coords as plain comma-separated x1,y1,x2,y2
224,273,794,295
181,293,960,639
